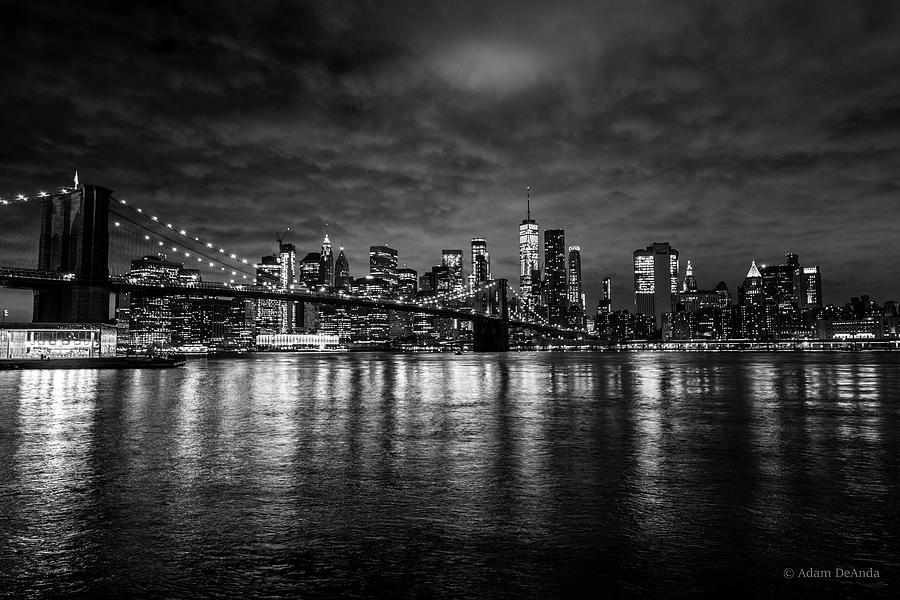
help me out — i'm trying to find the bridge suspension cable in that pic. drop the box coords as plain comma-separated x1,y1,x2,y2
108,195,259,283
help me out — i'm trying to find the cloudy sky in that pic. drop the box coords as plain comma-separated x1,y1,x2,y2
1,0,898,317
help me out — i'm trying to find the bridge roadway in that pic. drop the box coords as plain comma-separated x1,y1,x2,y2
0,267,581,335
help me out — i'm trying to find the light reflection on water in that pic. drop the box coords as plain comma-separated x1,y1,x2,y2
1,352,898,598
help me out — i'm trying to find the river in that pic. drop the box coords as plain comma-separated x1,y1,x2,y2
1,352,898,598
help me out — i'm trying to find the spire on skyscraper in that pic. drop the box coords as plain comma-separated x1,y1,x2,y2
526,186,531,221
746,260,762,279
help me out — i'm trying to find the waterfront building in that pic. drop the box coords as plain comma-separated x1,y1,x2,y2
0,323,117,359
256,333,341,350
127,254,184,347
817,317,884,340
319,305,352,342
125,254,255,349
633,242,679,335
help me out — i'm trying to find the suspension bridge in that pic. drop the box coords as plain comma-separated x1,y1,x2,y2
0,182,587,351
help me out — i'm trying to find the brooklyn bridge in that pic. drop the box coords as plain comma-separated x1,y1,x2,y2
0,183,589,351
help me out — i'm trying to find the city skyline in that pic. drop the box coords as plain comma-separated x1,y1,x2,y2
2,2,899,317
0,179,896,323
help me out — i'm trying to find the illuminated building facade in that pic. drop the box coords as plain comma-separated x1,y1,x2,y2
369,246,398,290
795,265,823,310
255,254,282,334
398,267,418,299
567,244,584,328
543,229,567,326
278,242,296,333
633,242,679,333
350,276,392,342
127,254,184,347
519,187,540,308
334,248,351,290
597,277,612,317
299,252,321,287
442,249,464,293
471,237,490,283
0,323,117,360
320,228,334,287
738,260,775,339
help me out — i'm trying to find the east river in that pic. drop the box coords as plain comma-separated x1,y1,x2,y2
1,352,898,598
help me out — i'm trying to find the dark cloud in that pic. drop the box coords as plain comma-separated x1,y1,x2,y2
2,0,899,319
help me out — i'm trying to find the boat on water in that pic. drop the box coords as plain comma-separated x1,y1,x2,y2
0,354,186,370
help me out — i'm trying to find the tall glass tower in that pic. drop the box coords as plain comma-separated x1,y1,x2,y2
567,244,584,328
519,186,540,308
633,241,679,333
544,229,567,326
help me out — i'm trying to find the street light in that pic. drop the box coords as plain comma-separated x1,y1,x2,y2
2,309,7,325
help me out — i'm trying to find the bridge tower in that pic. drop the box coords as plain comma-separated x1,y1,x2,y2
473,278,509,352
33,184,112,323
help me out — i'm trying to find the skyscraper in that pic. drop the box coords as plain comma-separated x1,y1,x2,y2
544,229,567,326
278,242,296,332
334,248,351,290
278,243,296,289
319,226,334,287
471,237,490,283
682,260,698,293
442,249,464,293
299,252,321,286
794,265,823,310
397,267,418,299
599,277,612,314
738,260,772,338
518,186,540,307
567,245,584,328
255,254,282,334
760,253,797,308
369,245,398,289
633,242,679,332
739,261,765,305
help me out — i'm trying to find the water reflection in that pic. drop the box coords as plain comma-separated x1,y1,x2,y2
0,352,898,598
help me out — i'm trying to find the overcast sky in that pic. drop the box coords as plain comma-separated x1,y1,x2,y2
1,0,899,318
